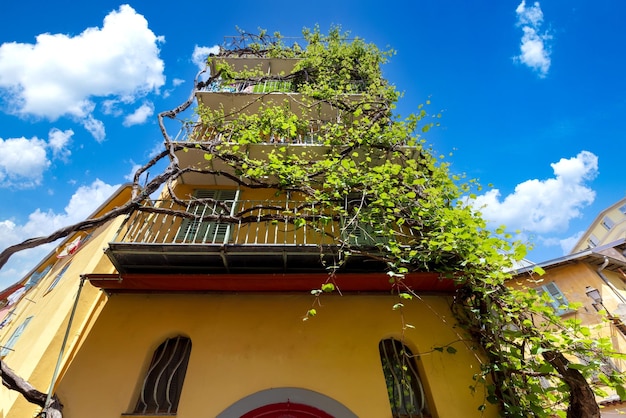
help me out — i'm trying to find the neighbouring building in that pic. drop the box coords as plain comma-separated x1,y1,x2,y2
0,35,497,418
571,197,626,253
511,239,626,416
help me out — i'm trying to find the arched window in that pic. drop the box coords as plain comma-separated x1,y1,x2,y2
379,338,430,417
134,336,192,415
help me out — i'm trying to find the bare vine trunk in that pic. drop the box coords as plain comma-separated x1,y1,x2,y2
1,360,63,417
543,350,601,418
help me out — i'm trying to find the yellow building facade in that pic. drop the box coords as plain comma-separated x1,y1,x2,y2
511,240,626,416
571,197,626,253
0,41,498,418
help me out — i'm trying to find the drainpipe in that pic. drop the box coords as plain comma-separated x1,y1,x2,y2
45,276,85,409
44,275,121,410
596,256,626,306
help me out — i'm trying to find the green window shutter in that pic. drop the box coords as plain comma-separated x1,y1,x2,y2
25,264,53,290
540,282,569,315
1,316,33,357
343,221,377,246
176,190,237,243
46,263,71,293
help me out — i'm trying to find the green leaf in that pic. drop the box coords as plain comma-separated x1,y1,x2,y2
532,266,546,276
321,283,335,293
446,346,457,354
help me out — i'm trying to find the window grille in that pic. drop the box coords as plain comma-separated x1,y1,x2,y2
1,316,33,357
134,336,192,415
379,338,430,417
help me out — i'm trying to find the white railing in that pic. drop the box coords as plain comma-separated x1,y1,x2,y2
200,79,294,94
114,199,336,246
113,198,402,247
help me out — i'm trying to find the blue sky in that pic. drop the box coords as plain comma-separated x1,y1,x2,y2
0,0,625,289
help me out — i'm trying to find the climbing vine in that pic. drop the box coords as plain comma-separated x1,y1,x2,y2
186,26,626,417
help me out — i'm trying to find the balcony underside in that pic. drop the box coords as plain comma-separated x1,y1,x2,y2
106,242,386,275
86,271,454,293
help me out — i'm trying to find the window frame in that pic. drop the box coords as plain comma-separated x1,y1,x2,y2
601,216,615,230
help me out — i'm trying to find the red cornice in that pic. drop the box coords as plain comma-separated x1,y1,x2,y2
85,272,457,293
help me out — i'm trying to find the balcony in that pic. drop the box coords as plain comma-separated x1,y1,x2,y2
106,198,396,275
208,57,300,78
195,78,366,122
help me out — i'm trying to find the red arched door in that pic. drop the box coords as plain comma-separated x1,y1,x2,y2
240,402,334,418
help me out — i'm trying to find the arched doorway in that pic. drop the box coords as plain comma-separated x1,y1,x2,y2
241,401,333,418
216,387,358,418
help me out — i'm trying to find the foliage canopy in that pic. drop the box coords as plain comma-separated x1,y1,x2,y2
190,26,625,417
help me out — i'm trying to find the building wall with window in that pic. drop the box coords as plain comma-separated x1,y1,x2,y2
0,180,500,418
53,292,497,418
0,46,507,417
0,186,132,418
511,245,626,412
571,197,626,253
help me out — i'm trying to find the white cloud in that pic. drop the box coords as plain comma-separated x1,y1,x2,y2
0,136,49,188
514,1,552,77
48,128,73,160
0,129,74,188
473,151,598,234
172,78,185,87
102,99,123,117
82,115,106,142
123,102,154,126
558,231,585,254
0,4,165,139
0,179,120,288
192,45,220,69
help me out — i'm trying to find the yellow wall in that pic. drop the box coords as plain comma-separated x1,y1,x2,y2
571,198,626,252
510,262,626,412
55,292,496,418
0,188,132,418
510,263,626,328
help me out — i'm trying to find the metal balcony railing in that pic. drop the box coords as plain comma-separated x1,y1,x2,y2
112,198,393,248
173,126,324,145
199,79,367,95
200,80,295,94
